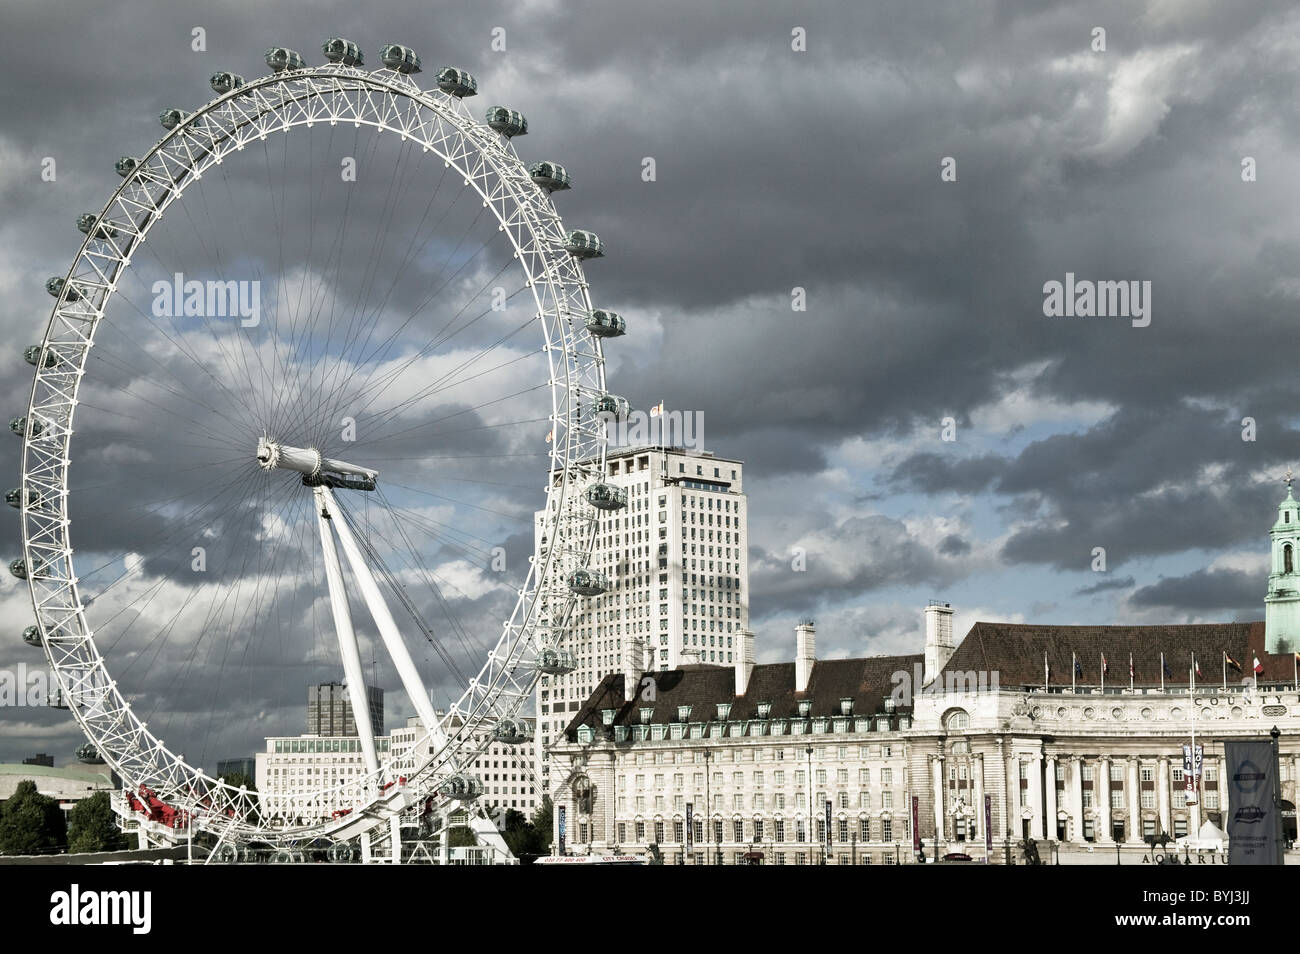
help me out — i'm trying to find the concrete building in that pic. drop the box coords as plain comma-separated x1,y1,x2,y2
0,763,116,817
534,444,748,800
308,681,384,737
21,754,54,768
546,482,1300,864
390,715,539,817
215,757,255,781
254,734,393,821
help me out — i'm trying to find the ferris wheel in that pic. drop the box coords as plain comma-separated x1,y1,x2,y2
11,38,630,858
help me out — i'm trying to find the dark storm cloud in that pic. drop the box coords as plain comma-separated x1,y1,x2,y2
1129,567,1260,613
1075,575,1134,596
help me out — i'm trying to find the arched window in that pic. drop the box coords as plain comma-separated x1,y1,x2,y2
946,710,969,730
1285,543,1293,575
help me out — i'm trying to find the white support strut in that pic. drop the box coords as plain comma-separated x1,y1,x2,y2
313,486,381,780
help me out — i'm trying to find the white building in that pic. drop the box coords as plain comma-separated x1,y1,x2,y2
533,444,749,801
390,715,538,817
547,484,1300,864
254,734,392,822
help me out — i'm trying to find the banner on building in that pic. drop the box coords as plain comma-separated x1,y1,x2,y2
557,804,566,856
984,794,992,862
824,800,832,854
912,795,921,853
1224,739,1281,865
685,801,693,852
1182,744,1203,807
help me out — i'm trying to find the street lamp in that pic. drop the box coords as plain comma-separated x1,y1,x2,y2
703,748,712,865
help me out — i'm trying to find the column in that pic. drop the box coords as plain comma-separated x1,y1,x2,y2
1068,756,1085,843
1027,754,1045,840
1126,758,1142,844
931,755,945,845
1157,755,1171,836
1005,746,1019,843
1098,757,1113,843
1044,756,1058,840
973,753,986,842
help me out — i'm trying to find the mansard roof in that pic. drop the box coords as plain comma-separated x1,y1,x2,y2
563,654,922,741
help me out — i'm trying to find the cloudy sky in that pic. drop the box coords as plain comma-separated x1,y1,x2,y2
2,0,1299,767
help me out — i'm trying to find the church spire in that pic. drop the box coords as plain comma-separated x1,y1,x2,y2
1266,469,1300,653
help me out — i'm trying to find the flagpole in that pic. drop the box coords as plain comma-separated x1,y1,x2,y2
1129,652,1134,691
1043,652,1048,692
1160,652,1165,693
1071,651,1076,693
1101,653,1105,694
1191,653,1196,694
1222,651,1226,691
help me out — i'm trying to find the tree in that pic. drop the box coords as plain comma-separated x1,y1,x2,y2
446,825,477,848
218,771,257,793
530,795,553,852
0,780,67,855
67,791,128,853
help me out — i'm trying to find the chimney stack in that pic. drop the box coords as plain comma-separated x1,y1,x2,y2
795,619,816,693
923,601,955,686
735,630,755,696
623,638,644,703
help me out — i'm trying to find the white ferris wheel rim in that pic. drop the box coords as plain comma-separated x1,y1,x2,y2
18,59,610,844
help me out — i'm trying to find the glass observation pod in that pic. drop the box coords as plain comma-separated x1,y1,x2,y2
568,568,610,596
115,156,140,178
265,47,306,73
564,230,604,260
435,67,477,97
441,774,484,801
536,647,577,675
76,213,118,239
528,161,571,193
584,482,628,511
76,743,104,765
492,718,534,745
380,44,422,74
594,393,630,418
6,487,41,509
159,108,188,130
209,71,245,94
10,417,44,439
585,309,626,338
45,277,81,302
484,106,527,138
23,345,57,368
326,843,356,863
321,38,364,66
22,626,42,647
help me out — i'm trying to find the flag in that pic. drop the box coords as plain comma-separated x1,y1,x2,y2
1194,656,1202,678
1128,653,1134,678
1074,658,1083,677
545,429,553,443
1162,656,1172,678
1226,655,1242,673
649,401,664,417
1102,654,1109,675
1253,655,1264,674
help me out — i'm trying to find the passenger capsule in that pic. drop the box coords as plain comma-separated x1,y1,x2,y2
492,718,534,745
115,157,140,178
265,47,306,73
209,71,246,94
76,743,103,764
322,38,364,66
568,568,609,596
484,106,527,138
76,213,118,239
10,417,43,439
585,309,626,338
584,482,628,511
435,67,477,97
441,773,483,801
536,648,577,676
45,277,81,302
159,108,188,130
22,625,42,647
326,842,356,863
528,161,571,193
379,44,422,74
9,559,27,580
594,393,630,418
564,230,604,259
23,346,57,369
6,487,41,509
